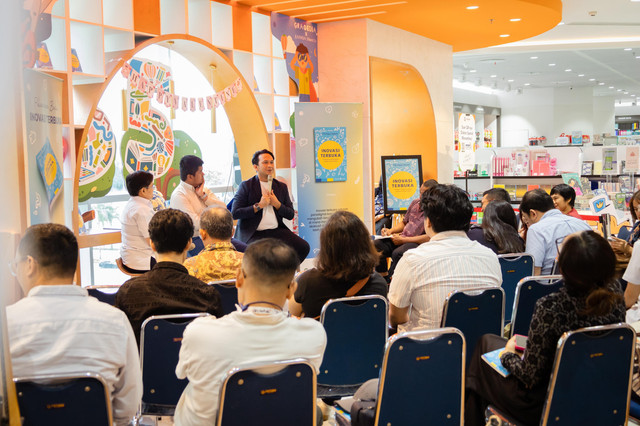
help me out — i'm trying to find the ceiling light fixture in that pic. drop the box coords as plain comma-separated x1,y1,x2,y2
578,74,585,77
549,63,556,66
625,48,633,51
510,18,521,22
508,79,514,82
530,56,538,59
490,74,497,78
500,34,510,38
524,83,531,86
609,86,614,89
466,6,479,10
599,82,605,85
589,78,596,81
470,69,477,73
565,69,572,72
558,22,565,25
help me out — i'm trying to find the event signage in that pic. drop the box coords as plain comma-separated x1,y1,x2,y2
458,113,476,172
381,155,423,214
314,126,347,182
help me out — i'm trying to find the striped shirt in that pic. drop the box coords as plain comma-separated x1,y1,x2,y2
388,231,502,332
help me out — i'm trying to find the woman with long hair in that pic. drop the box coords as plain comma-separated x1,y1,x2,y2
289,210,388,319
468,200,524,254
465,230,625,426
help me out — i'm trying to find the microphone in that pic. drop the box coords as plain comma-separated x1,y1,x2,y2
267,175,273,192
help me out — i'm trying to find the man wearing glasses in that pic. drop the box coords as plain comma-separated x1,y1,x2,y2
519,189,591,275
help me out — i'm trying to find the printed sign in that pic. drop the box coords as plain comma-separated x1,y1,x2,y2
314,127,347,182
382,155,423,214
458,113,476,171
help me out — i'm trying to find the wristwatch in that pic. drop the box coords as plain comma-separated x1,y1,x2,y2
254,203,262,212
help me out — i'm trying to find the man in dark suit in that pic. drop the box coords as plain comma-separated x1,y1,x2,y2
232,149,310,262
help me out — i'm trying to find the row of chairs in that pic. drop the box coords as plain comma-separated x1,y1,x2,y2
15,322,635,426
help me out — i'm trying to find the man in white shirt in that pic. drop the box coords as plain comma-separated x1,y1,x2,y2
388,184,502,332
120,170,155,272
174,238,327,426
7,223,142,426
169,155,234,256
520,189,591,275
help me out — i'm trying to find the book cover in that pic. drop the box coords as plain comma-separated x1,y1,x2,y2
562,172,583,196
70,48,82,72
35,42,53,69
481,348,510,378
314,126,347,182
36,138,64,207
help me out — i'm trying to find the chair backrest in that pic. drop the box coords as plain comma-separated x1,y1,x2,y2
375,328,465,426
541,323,635,426
140,313,208,408
217,358,316,426
86,285,120,306
441,287,504,366
209,279,238,315
14,372,112,426
618,225,632,241
510,275,562,338
498,253,534,322
318,295,388,387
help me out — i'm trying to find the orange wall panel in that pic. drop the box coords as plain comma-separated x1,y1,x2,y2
232,3,252,52
370,57,438,183
133,0,161,35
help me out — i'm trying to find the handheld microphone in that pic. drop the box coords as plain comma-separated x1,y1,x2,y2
267,174,273,192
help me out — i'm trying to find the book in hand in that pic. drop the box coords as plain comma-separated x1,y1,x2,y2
482,348,510,378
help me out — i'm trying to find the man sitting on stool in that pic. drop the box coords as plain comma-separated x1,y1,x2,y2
232,149,310,262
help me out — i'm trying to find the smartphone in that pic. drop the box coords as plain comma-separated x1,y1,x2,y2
514,334,528,352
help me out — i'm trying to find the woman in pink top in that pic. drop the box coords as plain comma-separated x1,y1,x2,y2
550,183,581,219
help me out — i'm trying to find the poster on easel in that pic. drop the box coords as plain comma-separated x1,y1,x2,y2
295,103,363,258
381,155,423,214
23,68,64,225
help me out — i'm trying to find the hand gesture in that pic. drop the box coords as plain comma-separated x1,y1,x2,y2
391,234,405,246
381,227,391,236
258,192,271,209
267,191,281,210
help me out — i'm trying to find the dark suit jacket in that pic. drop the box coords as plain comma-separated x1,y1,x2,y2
231,175,295,242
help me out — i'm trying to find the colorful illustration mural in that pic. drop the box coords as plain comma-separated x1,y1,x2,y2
78,108,116,202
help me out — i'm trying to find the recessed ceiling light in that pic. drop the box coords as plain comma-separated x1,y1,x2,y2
558,22,565,25
470,69,477,73
500,34,510,38
609,86,614,89
510,18,521,22
617,89,622,92
490,75,497,78
625,48,633,51
578,74,585,77
524,83,531,86
636,56,640,59
599,82,605,85
565,69,572,72
508,79,514,82
549,63,556,66
466,5,479,10
530,56,538,59
624,92,629,94
589,78,596,81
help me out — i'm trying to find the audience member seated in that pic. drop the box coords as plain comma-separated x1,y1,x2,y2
465,230,625,426
468,200,524,254
120,170,156,273
170,155,245,257
115,209,223,344
621,228,640,321
7,224,142,425
519,189,591,275
374,177,391,235
610,189,640,268
232,149,309,262
184,207,243,282
550,183,581,219
173,238,327,426
289,210,388,319
374,179,437,280
388,184,501,332
481,187,511,211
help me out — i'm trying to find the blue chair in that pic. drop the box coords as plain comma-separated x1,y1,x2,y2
618,225,632,241
487,323,635,425
498,253,534,322
86,285,120,306
209,279,238,315
139,313,209,416
217,358,316,426
15,372,112,426
318,295,389,398
510,275,562,338
441,287,504,366
335,328,466,425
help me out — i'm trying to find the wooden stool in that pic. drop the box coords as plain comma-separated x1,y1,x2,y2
116,258,143,277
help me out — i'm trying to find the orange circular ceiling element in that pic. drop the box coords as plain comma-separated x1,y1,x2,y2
368,0,563,52
244,0,562,53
